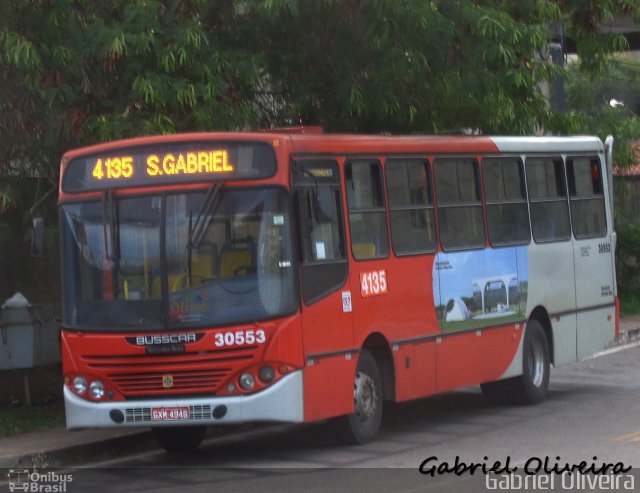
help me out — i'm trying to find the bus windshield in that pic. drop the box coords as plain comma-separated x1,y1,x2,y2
60,188,296,331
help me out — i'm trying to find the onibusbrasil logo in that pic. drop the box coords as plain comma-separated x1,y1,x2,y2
7,469,72,492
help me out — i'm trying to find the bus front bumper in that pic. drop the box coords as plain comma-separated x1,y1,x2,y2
64,370,304,429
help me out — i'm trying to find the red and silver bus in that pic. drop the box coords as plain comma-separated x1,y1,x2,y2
58,129,618,451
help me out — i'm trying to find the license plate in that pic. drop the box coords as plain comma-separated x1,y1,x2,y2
151,406,190,421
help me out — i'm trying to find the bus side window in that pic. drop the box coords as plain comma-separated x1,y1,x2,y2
298,187,344,262
526,157,571,243
386,158,437,255
345,160,390,260
482,157,531,246
567,157,607,239
293,160,348,304
434,158,485,251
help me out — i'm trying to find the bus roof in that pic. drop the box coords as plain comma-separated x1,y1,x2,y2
283,132,604,156
61,131,604,161
489,135,604,154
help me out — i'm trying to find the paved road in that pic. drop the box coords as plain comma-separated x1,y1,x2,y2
17,343,640,492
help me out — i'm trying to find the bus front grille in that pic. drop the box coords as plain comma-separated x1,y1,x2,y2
80,347,255,396
110,369,232,395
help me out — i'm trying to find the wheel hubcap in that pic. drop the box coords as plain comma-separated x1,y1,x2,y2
354,371,378,423
528,340,545,388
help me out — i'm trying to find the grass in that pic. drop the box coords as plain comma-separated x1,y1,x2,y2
0,404,64,438
620,293,640,317
0,364,64,438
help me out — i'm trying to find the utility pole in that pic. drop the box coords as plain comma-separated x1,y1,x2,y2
549,41,565,112
548,21,566,112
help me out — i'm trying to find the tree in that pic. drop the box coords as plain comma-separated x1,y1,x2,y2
2,0,639,178
243,0,638,134
3,2,640,167
1,1,266,178
564,55,640,164
1,0,267,301
562,55,640,299
2,0,640,300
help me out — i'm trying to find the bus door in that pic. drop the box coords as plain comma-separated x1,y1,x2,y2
567,156,616,358
293,159,354,421
525,157,577,365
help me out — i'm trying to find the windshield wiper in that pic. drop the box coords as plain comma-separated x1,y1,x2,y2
190,181,223,248
102,189,121,261
186,181,224,284
102,189,121,298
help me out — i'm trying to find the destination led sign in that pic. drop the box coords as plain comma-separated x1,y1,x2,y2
62,141,277,192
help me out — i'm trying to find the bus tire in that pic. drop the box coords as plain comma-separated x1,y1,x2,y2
152,425,207,453
331,349,383,445
513,319,550,404
481,320,550,406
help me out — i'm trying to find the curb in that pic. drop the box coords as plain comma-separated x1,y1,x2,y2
609,327,640,348
4,423,290,470
3,431,154,469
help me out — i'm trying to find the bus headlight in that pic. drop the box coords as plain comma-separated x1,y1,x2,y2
258,365,275,383
89,380,105,399
73,376,88,395
238,373,255,391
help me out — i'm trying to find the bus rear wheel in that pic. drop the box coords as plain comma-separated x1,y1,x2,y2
152,425,207,453
515,319,550,404
331,349,383,444
481,320,550,406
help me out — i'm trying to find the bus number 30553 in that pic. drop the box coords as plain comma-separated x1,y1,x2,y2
214,329,266,347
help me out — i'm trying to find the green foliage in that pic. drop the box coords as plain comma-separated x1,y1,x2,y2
0,365,63,437
0,31,43,71
1,0,638,176
615,208,640,298
0,177,60,303
562,55,640,166
0,0,265,187
561,55,640,298
0,407,64,438
620,292,640,316
243,0,639,134
2,0,640,302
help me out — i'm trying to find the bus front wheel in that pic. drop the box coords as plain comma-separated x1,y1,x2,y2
152,425,207,453
331,348,383,444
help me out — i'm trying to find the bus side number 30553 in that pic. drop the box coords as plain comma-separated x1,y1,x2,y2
214,329,266,348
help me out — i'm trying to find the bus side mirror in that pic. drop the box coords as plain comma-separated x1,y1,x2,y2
31,217,45,257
